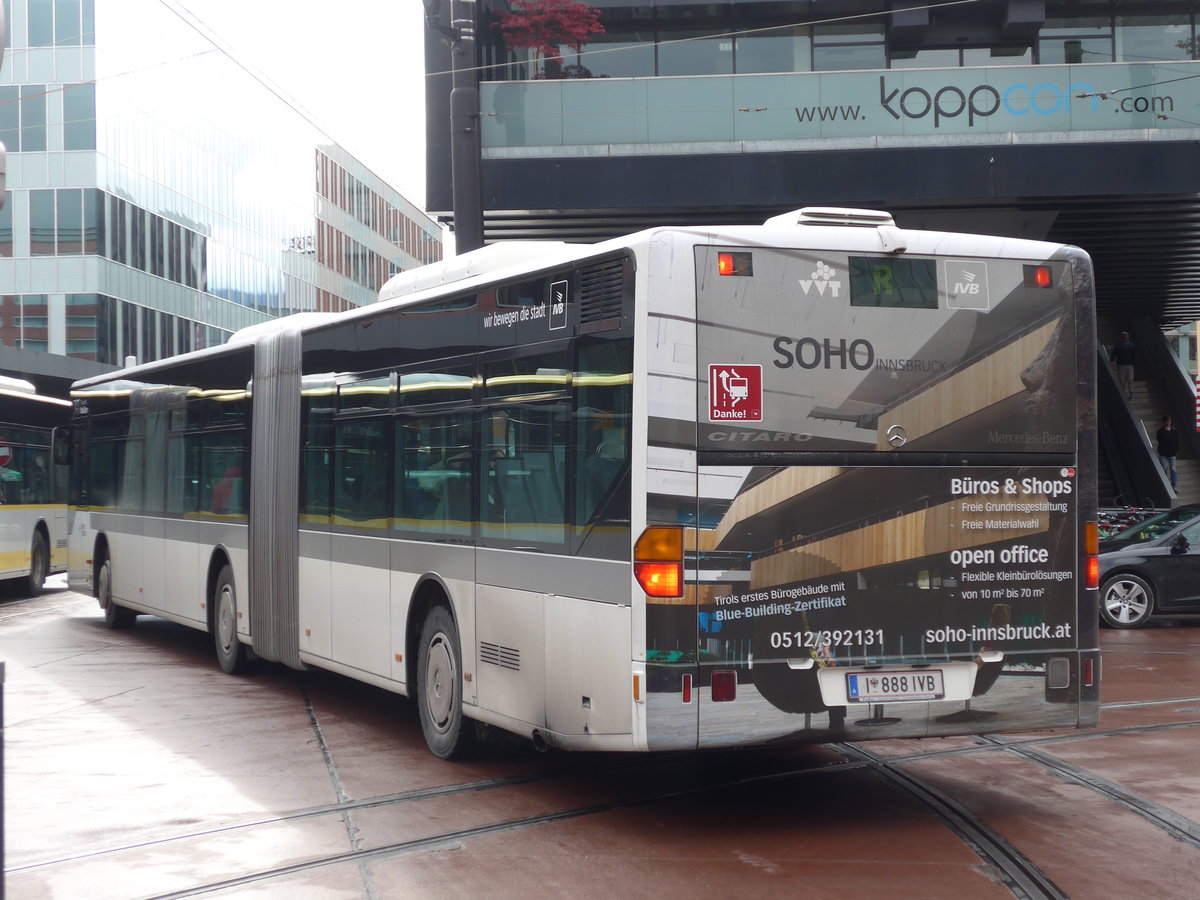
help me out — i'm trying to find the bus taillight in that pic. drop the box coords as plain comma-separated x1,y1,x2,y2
1085,521,1099,589
717,252,753,276
635,526,684,598
1023,264,1053,288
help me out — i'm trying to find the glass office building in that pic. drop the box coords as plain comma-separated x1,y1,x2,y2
1,0,441,373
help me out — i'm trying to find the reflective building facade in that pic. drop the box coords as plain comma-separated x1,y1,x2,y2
426,0,1200,326
1,0,441,382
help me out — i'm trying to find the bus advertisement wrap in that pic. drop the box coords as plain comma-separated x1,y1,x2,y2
695,465,1077,660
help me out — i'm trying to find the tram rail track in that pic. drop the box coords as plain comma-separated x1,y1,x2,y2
839,742,1069,900
11,712,1200,899
8,590,1200,899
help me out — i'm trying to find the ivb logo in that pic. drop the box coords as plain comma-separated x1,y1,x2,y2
709,364,763,422
944,260,990,310
955,272,981,295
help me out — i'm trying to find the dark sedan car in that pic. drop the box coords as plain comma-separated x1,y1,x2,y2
1098,505,1200,628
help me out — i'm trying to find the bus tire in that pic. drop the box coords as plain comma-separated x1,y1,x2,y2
22,532,49,597
213,564,248,674
98,556,136,629
416,605,475,760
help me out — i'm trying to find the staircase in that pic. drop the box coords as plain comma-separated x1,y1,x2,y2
1104,339,1198,506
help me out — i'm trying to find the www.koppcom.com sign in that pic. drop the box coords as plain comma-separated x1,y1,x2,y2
785,63,1192,138
481,61,1198,149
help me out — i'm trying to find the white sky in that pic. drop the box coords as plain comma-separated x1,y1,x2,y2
178,0,430,209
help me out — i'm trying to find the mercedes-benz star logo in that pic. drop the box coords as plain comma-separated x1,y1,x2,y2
886,425,908,448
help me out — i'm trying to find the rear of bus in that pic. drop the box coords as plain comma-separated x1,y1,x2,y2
640,209,1099,749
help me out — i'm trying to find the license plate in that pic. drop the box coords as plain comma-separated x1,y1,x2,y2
846,670,944,703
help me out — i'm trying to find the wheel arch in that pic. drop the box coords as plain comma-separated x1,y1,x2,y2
31,517,50,549
91,532,111,598
205,546,234,633
405,574,456,689
1101,565,1160,595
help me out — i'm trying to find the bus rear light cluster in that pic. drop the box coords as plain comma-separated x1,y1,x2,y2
634,526,684,598
1085,522,1099,590
711,671,737,702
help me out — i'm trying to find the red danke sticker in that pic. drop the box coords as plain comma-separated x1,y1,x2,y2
709,364,762,422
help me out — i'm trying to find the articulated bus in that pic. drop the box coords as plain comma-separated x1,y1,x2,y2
66,208,1099,757
1,375,70,595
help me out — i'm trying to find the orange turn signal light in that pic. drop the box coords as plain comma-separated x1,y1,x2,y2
635,526,684,598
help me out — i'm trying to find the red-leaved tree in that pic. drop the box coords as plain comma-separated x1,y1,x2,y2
493,0,606,78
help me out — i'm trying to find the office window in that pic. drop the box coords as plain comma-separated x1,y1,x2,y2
57,189,83,255
64,82,96,150
1039,18,1113,64
84,189,101,253
736,24,812,74
0,194,12,259
813,24,886,71
1116,16,1193,62
0,86,18,152
55,0,83,46
30,191,55,257
20,86,47,151
28,0,54,46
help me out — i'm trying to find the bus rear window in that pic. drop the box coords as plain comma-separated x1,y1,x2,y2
694,246,1076,456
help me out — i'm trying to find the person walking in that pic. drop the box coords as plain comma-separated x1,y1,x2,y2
1156,415,1179,490
1110,331,1136,400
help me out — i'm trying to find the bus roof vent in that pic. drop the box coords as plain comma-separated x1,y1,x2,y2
579,259,626,332
380,241,572,301
764,207,896,228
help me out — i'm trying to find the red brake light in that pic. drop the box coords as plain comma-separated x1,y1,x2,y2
635,562,682,598
1024,264,1053,288
1085,521,1099,589
717,252,752,276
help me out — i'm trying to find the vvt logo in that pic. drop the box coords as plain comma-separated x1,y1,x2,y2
799,261,843,297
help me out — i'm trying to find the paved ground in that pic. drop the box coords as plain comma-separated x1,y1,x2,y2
4,577,1200,899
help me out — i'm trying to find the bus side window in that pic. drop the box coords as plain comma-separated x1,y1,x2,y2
573,337,632,530
483,405,567,546
398,413,473,537
333,418,389,526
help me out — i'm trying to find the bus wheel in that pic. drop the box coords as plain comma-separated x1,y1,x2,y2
22,532,49,597
416,605,475,760
98,557,136,629
213,565,248,674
